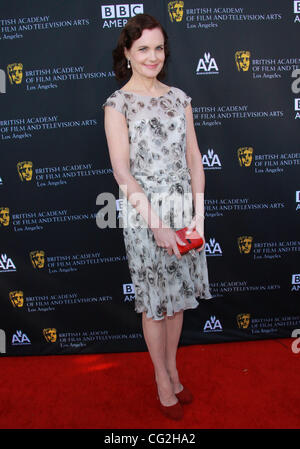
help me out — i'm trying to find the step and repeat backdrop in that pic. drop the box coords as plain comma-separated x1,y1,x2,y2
0,0,299,356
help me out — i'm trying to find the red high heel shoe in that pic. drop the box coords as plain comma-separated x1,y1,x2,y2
157,396,183,421
175,386,193,404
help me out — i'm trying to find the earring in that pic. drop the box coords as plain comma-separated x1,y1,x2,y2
127,59,131,69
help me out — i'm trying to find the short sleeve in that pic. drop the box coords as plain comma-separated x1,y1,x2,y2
102,90,126,116
173,87,192,108
181,90,192,108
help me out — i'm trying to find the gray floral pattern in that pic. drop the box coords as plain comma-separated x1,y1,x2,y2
102,87,212,320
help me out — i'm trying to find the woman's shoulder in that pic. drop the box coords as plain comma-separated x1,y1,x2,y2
170,86,192,107
102,89,126,115
103,89,123,103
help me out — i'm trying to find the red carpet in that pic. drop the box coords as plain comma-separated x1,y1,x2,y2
0,338,299,429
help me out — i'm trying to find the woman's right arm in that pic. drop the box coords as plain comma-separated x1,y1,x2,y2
103,106,185,258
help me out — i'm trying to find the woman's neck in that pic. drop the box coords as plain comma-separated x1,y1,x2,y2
123,75,165,95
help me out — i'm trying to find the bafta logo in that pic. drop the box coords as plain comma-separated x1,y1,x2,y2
237,313,251,329
0,207,10,226
9,290,24,308
238,147,253,167
43,328,57,343
168,1,184,22
30,250,45,269
17,161,33,182
237,236,253,254
7,63,23,85
235,51,251,72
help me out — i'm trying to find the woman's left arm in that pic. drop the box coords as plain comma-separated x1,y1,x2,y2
185,103,206,240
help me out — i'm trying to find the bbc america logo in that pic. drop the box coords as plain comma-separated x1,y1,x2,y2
292,274,300,291
101,4,144,19
296,191,300,211
294,1,300,14
123,283,135,302
295,98,300,119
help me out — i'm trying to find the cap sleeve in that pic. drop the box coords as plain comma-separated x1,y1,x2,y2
181,90,192,108
102,90,126,116
173,87,192,108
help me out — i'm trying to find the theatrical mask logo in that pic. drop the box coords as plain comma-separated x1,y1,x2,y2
9,290,24,308
235,51,251,72
168,1,184,22
238,147,253,167
7,63,23,84
238,236,253,254
43,328,57,343
0,207,10,226
17,161,33,182
237,313,251,329
30,250,45,269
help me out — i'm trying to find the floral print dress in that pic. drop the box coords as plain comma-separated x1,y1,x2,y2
102,86,212,320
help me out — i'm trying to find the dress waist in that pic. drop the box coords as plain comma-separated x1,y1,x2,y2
132,167,191,186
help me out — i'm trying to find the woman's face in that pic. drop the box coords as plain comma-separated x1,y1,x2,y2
124,27,165,80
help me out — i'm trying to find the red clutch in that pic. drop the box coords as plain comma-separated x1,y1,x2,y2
176,227,204,255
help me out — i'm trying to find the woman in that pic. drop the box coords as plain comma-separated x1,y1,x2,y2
102,13,212,421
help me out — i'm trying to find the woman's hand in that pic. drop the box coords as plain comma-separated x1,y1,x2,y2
186,215,205,252
152,226,186,259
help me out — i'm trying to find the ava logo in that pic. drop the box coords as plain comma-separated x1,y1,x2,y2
43,328,57,343
7,63,23,85
235,51,251,72
205,238,222,256
237,313,251,329
0,254,17,273
123,283,135,302
17,161,33,182
203,316,222,332
237,236,253,254
202,149,222,170
296,191,300,211
291,274,300,291
0,207,10,226
12,330,31,345
294,1,300,23
238,147,253,167
9,290,24,308
295,98,300,119
168,1,184,22
30,250,45,269
196,53,219,75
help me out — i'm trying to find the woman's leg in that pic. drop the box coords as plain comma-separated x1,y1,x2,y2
165,311,184,394
142,312,178,406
